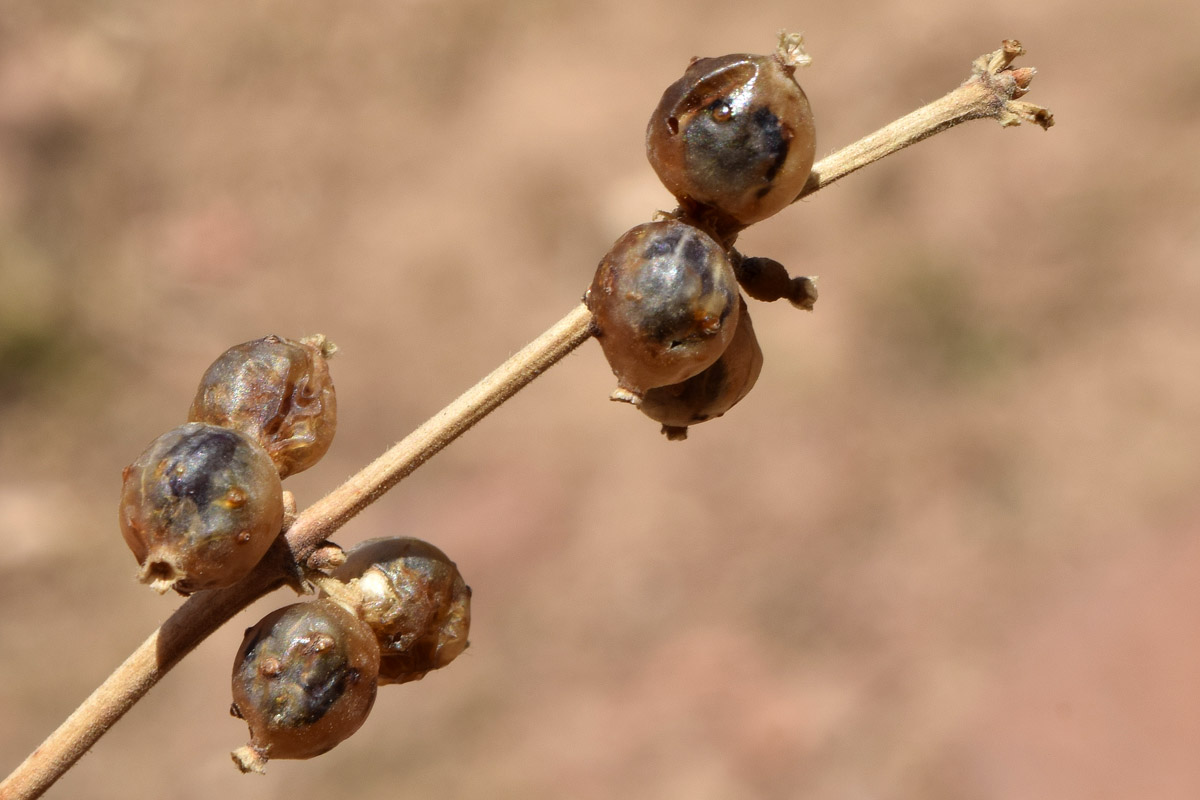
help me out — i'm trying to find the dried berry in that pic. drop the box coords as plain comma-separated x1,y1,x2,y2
646,34,816,230
586,219,740,399
230,599,380,773
638,297,763,440
188,335,337,478
326,537,471,685
119,422,284,594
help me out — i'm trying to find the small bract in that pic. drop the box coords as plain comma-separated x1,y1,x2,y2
586,219,740,399
230,599,380,773
188,334,337,478
118,422,284,594
328,537,471,685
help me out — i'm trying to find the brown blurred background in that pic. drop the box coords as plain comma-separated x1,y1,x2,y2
1,1,1197,798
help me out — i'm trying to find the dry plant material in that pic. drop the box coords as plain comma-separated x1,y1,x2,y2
733,253,818,310
648,32,817,235
0,39,1055,800
321,537,472,685
230,599,380,773
118,423,284,595
189,334,338,479
638,296,764,440
587,219,741,400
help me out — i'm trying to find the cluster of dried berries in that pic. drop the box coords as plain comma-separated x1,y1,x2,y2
587,33,819,439
116,334,471,773
119,335,336,594
231,537,470,773
115,33,813,774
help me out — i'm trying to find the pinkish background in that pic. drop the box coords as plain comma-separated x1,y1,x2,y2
2,1,1198,798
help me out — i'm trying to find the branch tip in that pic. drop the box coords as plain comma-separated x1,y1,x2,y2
971,40,1054,129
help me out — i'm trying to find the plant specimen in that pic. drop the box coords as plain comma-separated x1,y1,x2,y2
0,35,1052,799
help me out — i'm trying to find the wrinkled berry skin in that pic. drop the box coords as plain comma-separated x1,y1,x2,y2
639,297,763,440
331,537,471,685
231,600,380,772
586,220,740,397
119,423,284,594
188,335,337,479
647,51,815,229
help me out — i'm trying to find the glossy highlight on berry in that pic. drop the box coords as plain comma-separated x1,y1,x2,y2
586,219,740,398
118,422,284,594
646,34,816,229
230,599,380,773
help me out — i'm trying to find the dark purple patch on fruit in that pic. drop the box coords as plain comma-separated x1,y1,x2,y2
164,428,239,509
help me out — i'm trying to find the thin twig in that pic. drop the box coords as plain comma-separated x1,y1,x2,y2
0,40,1052,800
283,302,597,559
796,38,1052,200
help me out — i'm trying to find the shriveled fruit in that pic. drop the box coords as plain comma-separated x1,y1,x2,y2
230,599,380,773
119,422,284,594
326,537,471,685
638,297,763,440
646,34,816,230
734,254,818,310
586,219,740,399
188,334,337,478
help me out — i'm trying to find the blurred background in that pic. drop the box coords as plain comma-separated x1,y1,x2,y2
1,1,1197,798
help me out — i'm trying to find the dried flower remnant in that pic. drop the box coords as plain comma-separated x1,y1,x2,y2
733,254,818,310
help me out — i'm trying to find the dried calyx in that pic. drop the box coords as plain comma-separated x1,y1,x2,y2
733,253,818,310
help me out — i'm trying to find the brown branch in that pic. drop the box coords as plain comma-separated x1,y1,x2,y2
795,39,1052,200
283,301,597,561
0,40,1053,800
